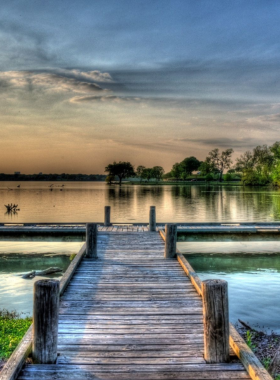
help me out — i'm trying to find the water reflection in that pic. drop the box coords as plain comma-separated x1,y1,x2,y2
0,241,83,314
181,242,280,332
1,181,280,223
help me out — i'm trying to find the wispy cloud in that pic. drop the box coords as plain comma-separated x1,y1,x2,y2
0,69,111,96
70,95,141,103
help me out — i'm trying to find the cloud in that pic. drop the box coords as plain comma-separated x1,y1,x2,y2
56,69,113,83
254,113,280,123
0,69,111,96
177,137,267,150
70,95,141,103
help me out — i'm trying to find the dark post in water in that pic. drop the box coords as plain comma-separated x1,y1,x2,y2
149,206,156,231
202,279,230,363
86,223,98,258
32,279,60,364
164,224,177,258
104,206,111,227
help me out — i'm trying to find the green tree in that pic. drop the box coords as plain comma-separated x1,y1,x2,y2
206,148,234,182
105,174,115,185
236,145,274,185
136,166,146,182
142,168,154,181
205,173,214,182
180,157,201,179
105,161,135,186
170,163,182,180
224,173,232,181
198,158,216,176
152,166,165,181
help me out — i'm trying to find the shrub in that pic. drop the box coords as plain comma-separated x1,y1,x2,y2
0,309,32,360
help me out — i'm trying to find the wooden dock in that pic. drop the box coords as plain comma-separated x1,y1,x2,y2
1,222,280,241
11,230,254,380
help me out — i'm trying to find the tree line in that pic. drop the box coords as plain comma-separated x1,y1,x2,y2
105,141,280,186
105,162,165,185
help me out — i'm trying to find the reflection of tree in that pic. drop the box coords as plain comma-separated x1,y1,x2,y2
103,183,280,223
5,209,19,219
140,186,164,199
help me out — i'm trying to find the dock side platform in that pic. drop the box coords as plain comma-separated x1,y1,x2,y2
16,231,251,380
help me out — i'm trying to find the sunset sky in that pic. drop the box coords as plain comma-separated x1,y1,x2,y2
1,0,280,174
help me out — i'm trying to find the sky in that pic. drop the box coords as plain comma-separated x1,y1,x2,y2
1,0,280,174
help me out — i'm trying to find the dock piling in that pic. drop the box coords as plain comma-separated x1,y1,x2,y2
149,206,156,231
104,206,111,227
164,223,177,258
202,279,230,363
86,223,98,258
32,279,59,364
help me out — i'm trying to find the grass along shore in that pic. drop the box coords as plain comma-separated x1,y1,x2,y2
0,309,32,370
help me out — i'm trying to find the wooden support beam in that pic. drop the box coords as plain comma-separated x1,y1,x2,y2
202,279,230,364
149,206,156,232
86,223,97,258
104,206,111,227
164,224,177,259
32,279,60,364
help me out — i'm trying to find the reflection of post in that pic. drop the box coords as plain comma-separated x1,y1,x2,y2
164,224,177,258
104,206,111,227
149,206,156,231
86,223,98,258
202,279,230,363
33,279,59,364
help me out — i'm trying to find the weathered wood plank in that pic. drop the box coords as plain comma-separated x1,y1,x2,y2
20,363,247,372
18,369,251,380
56,344,204,352
58,327,204,334
57,356,205,364
14,229,252,380
229,324,273,380
59,243,86,294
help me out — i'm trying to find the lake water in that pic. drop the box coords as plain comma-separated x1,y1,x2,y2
0,242,83,316
1,182,280,331
1,181,280,223
180,242,280,333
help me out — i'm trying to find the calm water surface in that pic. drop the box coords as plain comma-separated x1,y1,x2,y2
180,242,280,333
1,181,280,222
0,242,83,315
1,182,280,331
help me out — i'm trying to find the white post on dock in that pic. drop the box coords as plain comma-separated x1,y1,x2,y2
104,206,111,227
86,223,98,258
32,279,59,364
164,224,177,258
149,206,156,231
202,279,230,363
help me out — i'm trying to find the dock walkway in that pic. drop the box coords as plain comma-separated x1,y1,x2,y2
17,231,250,380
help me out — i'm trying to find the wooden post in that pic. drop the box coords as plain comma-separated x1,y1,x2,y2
164,224,177,258
202,279,230,363
86,223,98,258
32,279,59,364
149,206,156,231
104,206,111,227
